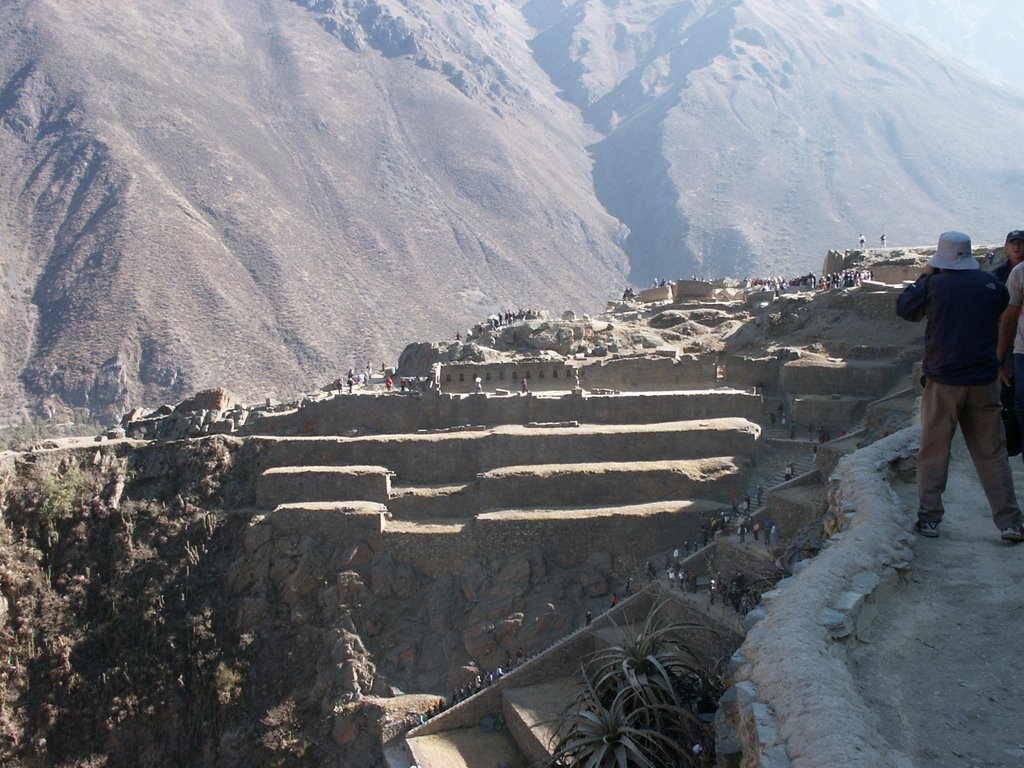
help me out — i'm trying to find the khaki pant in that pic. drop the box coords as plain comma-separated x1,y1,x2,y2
918,377,1021,530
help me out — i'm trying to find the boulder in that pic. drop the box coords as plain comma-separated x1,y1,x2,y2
174,387,236,414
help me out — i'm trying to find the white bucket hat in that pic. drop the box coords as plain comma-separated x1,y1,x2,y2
927,231,977,270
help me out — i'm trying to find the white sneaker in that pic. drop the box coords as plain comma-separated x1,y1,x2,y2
1000,526,1024,543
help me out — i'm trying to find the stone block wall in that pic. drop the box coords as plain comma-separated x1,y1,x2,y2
476,459,741,510
439,360,577,394
255,465,392,509
781,358,900,397
238,390,763,437
382,525,473,576
385,487,474,520
720,355,780,390
790,395,871,434
638,285,673,303
502,694,554,764
267,502,388,541
869,265,922,284
765,472,823,537
673,280,715,300
578,355,717,391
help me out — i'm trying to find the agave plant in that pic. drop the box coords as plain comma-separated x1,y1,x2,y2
550,673,696,768
548,602,723,767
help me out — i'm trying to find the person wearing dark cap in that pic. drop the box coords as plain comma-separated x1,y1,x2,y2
994,230,1024,284
898,231,1023,542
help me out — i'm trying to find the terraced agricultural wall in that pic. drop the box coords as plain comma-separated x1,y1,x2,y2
237,389,762,437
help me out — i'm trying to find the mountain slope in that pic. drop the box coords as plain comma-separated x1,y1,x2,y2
0,0,628,424
526,0,1024,282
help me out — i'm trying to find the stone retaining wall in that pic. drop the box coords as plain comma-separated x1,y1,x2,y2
764,471,822,537
720,355,781,390
789,395,869,435
255,465,392,509
578,355,717,391
502,693,551,764
382,502,724,577
780,358,900,396
439,360,577,394
267,501,389,540
251,419,760,485
237,389,762,437
475,458,742,510
385,487,473,520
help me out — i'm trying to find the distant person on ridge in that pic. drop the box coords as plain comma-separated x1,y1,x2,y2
897,231,1023,541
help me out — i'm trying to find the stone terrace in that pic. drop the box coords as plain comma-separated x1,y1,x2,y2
248,399,761,575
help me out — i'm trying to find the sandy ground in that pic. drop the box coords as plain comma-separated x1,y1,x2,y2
849,436,1024,767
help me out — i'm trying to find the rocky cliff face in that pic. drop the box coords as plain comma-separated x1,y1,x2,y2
0,0,1021,426
0,438,619,767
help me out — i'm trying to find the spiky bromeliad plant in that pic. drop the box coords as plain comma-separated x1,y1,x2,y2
548,604,724,768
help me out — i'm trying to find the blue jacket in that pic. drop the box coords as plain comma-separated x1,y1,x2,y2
896,269,1008,385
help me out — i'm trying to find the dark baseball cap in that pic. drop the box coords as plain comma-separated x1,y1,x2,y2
1007,230,1024,242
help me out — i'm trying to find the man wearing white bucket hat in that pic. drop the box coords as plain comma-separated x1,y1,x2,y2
897,231,1024,542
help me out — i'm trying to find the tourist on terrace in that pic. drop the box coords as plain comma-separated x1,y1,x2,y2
900,231,1024,541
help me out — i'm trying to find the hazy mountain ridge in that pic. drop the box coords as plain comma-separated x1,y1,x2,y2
523,0,1024,281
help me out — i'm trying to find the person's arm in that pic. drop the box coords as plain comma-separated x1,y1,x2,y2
998,304,1021,384
895,267,935,321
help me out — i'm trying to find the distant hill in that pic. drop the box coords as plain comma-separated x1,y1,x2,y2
0,0,1021,424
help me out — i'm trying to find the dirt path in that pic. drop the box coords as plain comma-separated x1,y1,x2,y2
849,437,1024,767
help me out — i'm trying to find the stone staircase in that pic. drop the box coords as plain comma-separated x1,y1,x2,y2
398,586,744,768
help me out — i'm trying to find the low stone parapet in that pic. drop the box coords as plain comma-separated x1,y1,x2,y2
718,428,920,767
